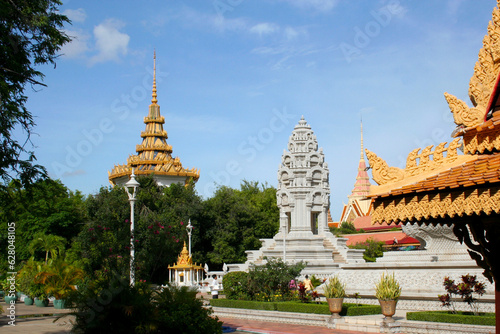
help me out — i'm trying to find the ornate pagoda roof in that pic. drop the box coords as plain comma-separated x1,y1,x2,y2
108,53,200,186
168,242,203,270
366,1,500,226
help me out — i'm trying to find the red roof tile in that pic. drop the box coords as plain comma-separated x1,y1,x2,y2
376,153,500,198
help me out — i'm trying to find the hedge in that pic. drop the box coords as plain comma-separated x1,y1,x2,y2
210,299,275,311
209,299,380,316
406,311,495,326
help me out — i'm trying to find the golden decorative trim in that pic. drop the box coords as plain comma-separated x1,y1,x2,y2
463,125,500,154
144,116,165,124
365,138,464,186
136,143,173,153
371,186,500,225
445,1,500,128
141,130,168,138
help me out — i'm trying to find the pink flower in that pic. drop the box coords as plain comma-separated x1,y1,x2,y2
160,225,164,229
125,219,129,223
148,225,152,229
154,231,159,234
109,248,112,252
180,221,184,226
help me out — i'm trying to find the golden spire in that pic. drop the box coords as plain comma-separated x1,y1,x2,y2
360,119,364,161
151,50,158,105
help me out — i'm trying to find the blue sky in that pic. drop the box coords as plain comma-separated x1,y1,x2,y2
24,0,494,219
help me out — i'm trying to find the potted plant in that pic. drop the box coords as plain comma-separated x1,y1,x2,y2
375,272,402,322
1,278,18,304
36,258,84,309
32,283,50,307
17,260,43,306
323,275,346,319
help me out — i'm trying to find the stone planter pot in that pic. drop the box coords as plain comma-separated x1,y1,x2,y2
53,299,66,309
326,297,344,319
379,299,397,322
4,295,17,304
34,298,49,307
24,297,34,305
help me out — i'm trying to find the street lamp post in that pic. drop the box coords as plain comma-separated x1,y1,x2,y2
186,219,193,257
125,168,140,287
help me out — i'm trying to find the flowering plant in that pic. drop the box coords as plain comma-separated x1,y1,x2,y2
438,274,485,315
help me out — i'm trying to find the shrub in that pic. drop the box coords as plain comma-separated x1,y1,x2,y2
210,299,275,310
406,311,495,326
438,274,486,315
222,271,249,300
69,280,222,333
323,275,346,298
210,299,381,316
375,272,401,301
246,257,305,301
349,238,385,262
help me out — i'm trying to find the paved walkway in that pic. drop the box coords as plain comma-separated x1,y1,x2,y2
219,317,372,334
1,301,375,334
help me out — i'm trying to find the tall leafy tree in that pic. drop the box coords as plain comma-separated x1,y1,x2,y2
76,176,204,284
0,0,70,187
28,232,66,264
200,181,279,268
0,178,85,263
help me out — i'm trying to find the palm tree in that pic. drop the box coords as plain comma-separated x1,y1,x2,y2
28,233,66,264
35,257,84,300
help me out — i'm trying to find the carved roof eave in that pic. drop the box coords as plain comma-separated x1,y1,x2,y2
167,263,204,270
368,154,478,198
371,185,500,225
109,168,200,182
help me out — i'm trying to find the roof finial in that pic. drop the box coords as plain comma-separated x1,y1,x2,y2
151,50,158,105
360,118,364,161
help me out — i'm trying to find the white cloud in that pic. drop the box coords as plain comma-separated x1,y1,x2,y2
280,0,339,12
63,8,87,23
88,19,130,66
250,23,279,36
61,29,90,58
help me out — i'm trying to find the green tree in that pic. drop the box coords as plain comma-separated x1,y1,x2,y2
75,176,203,284
200,181,279,268
0,178,85,265
28,232,66,264
0,0,70,186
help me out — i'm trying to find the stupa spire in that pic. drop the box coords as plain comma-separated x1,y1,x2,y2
151,50,158,105
108,51,200,187
360,119,364,160
349,120,371,198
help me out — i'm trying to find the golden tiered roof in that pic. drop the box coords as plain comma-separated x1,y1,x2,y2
108,53,200,185
365,2,500,285
366,1,500,227
168,242,203,270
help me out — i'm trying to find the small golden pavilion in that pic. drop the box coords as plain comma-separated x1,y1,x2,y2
366,2,500,331
168,242,204,286
108,53,200,187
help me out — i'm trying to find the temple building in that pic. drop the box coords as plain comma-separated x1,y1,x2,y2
108,54,200,187
228,116,364,276
168,242,205,287
338,121,372,226
334,122,419,250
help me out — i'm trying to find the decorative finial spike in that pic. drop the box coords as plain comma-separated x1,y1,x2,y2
151,50,158,105
360,119,364,161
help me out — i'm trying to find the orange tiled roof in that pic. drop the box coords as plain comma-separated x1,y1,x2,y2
344,231,418,247
374,153,500,198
